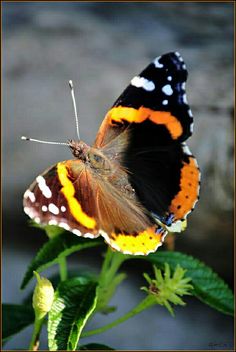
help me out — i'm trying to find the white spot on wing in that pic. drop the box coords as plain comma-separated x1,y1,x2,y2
48,219,58,225
48,203,59,215
122,250,133,255
188,108,193,117
182,143,192,156
61,206,66,212
42,205,47,212
181,82,186,90
183,93,188,104
24,190,36,203
153,56,164,68
24,207,34,219
72,229,82,236
190,123,194,133
167,76,172,81
36,176,52,199
84,233,96,239
162,84,173,96
24,207,29,215
59,222,70,231
131,76,155,91
162,100,168,105
166,220,182,233
34,217,40,224
175,52,184,63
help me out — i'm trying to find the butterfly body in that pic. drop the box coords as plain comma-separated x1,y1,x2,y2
23,52,200,255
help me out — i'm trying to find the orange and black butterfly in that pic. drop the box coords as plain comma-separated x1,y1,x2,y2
23,52,200,255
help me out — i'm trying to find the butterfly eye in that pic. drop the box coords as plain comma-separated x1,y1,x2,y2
88,151,110,171
89,152,112,172
88,152,103,164
93,154,102,163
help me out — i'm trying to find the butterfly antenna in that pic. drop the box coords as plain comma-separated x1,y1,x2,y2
21,136,69,146
69,80,80,141
22,80,80,146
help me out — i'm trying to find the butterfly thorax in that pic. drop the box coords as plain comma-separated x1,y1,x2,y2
68,140,136,202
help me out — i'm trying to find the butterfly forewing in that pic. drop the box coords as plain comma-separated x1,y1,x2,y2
23,160,99,237
95,52,193,148
94,52,200,230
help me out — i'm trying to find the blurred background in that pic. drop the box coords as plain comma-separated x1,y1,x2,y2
2,2,234,350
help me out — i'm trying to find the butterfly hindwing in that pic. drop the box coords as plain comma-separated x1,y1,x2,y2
23,159,166,254
168,144,200,222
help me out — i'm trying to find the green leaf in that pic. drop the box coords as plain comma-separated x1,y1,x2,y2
21,232,103,289
44,225,65,238
145,251,234,316
2,304,34,342
29,220,64,238
79,343,114,350
96,272,126,313
48,276,98,351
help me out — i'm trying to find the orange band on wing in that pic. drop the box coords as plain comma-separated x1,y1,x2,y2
101,227,165,255
169,157,200,219
57,162,96,230
107,106,183,139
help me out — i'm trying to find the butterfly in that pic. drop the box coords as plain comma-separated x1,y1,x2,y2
23,52,200,255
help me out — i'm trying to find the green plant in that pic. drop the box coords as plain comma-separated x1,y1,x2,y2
3,225,234,350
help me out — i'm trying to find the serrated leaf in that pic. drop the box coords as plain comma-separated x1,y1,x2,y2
29,220,64,238
44,225,65,238
2,304,34,342
48,276,97,351
21,232,103,289
145,251,234,316
79,343,114,350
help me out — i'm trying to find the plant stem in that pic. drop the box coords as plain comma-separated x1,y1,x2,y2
59,256,67,281
28,317,44,351
98,247,114,282
96,248,129,312
82,295,155,338
105,252,128,283
99,249,128,286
